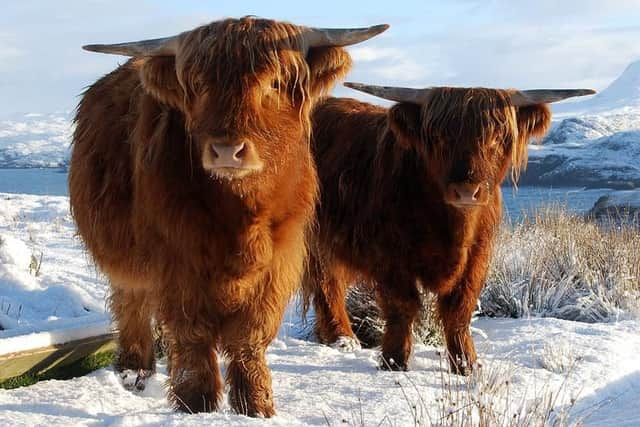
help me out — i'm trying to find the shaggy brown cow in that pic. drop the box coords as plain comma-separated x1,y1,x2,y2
304,84,594,374
69,17,387,416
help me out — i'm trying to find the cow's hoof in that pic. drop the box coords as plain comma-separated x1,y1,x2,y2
449,359,481,376
330,335,361,352
229,389,275,418
379,356,408,371
119,368,154,391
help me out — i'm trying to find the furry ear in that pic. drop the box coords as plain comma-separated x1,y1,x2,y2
387,103,423,149
306,47,352,98
516,104,552,142
510,103,552,182
139,56,185,110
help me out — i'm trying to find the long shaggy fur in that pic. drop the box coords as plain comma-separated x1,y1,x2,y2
69,16,351,417
304,88,551,373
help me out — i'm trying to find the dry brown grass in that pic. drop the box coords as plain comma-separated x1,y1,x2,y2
482,205,640,321
333,356,583,427
425,359,581,427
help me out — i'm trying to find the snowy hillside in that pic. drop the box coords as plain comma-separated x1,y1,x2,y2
518,60,640,189
554,60,640,116
0,193,108,341
522,115,640,189
0,113,72,168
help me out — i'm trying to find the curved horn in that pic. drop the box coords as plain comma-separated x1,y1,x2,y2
344,82,431,104
304,24,389,49
510,89,596,107
82,35,179,57
85,23,389,56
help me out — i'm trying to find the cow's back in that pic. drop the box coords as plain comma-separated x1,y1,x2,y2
69,60,143,285
312,98,431,273
312,98,386,253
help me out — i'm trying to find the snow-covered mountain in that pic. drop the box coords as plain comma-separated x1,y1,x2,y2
0,113,72,168
521,115,640,189
519,61,640,189
554,60,640,116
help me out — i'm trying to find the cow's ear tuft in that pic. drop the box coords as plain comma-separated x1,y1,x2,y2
139,56,185,110
516,104,552,142
388,103,422,149
306,47,352,98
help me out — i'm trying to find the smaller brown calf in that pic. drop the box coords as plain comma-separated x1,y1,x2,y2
305,84,594,373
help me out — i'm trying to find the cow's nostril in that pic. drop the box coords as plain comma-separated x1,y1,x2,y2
233,142,247,161
210,144,220,158
471,186,481,200
210,142,247,163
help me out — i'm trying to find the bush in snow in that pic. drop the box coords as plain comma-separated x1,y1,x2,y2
389,355,582,427
539,343,580,374
345,283,443,348
481,205,640,322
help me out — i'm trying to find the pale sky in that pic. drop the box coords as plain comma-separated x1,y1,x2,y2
2,0,640,115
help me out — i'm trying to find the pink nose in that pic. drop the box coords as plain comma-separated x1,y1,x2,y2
211,142,246,165
446,182,487,206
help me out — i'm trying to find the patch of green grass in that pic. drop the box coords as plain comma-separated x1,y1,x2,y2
0,351,114,390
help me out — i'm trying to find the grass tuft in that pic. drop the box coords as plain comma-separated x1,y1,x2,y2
482,205,640,322
0,351,114,390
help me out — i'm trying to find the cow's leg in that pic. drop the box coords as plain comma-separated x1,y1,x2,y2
157,284,221,413
308,256,358,350
378,276,421,371
221,246,303,418
437,287,479,376
161,318,222,413
110,286,155,391
437,248,488,375
222,305,280,418
225,343,274,417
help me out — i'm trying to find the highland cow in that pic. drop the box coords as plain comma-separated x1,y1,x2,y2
69,17,387,416
304,84,594,374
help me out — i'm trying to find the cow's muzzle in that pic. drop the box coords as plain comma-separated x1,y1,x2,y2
445,182,489,208
202,140,264,179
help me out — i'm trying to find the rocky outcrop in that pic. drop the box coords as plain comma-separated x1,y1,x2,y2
586,189,640,224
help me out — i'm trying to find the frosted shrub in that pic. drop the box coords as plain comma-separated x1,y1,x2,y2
539,343,580,374
346,284,443,347
393,356,581,427
481,206,640,322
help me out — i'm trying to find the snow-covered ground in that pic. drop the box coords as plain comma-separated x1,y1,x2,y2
1,193,639,426
0,316,639,426
0,193,109,345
